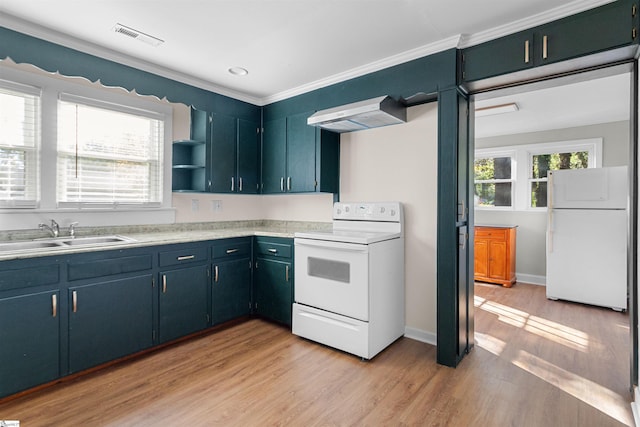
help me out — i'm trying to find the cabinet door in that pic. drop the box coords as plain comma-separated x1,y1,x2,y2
254,258,292,326
536,0,633,66
212,257,251,324
210,113,237,193
474,238,488,278
262,118,287,193
488,240,507,280
286,111,316,192
237,118,260,194
69,275,153,373
159,264,209,343
0,290,59,397
462,30,534,82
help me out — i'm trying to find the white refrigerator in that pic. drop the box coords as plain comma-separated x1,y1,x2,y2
546,166,628,311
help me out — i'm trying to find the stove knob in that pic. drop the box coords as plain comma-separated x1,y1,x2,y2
380,207,386,213
345,206,350,213
391,209,396,216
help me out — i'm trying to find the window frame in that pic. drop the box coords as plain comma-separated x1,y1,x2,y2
56,92,165,209
0,62,174,230
475,138,603,212
473,149,517,210
0,78,41,209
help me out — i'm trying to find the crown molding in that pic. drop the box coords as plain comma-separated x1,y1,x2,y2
458,0,616,48
0,13,263,105
261,34,462,105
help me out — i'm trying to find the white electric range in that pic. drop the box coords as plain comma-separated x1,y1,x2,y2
293,201,405,360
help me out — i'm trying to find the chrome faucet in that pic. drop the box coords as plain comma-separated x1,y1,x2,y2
68,222,79,238
38,219,60,238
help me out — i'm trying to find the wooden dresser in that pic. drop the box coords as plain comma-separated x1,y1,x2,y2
474,225,517,287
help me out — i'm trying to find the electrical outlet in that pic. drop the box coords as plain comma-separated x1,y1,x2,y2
212,200,222,212
191,199,199,212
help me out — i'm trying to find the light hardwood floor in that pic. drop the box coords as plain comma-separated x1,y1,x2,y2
0,282,633,426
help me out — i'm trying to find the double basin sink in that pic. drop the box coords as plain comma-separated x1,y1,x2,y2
0,235,136,253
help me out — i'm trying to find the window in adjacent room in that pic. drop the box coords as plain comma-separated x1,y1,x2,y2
529,150,590,208
0,80,40,208
474,154,514,208
57,94,164,207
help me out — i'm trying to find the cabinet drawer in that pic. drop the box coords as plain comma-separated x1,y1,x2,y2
0,263,60,292
475,228,507,240
255,241,292,259
212,239,251,259
68,255,152,281
158,246,208,267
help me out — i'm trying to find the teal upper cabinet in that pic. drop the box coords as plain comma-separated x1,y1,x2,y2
209,113,237,193
261,112,339,194
183,108,260,194
237,118,260,194
461,0,637,84
262,117,287,193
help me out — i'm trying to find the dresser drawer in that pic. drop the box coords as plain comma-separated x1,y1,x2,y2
475,227,507,240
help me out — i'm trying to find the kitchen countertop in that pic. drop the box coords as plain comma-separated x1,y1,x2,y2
0,220,332,261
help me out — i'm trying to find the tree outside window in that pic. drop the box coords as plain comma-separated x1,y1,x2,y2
530,151,588,207
474,156,513,207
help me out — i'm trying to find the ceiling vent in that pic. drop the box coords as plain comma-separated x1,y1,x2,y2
113,23,164,47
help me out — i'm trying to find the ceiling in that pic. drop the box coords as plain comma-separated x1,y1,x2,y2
475,72,631,138
0,0,613,105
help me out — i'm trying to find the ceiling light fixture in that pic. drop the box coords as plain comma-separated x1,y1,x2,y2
113,23,164,47
228,67,249,76
475,102,519,117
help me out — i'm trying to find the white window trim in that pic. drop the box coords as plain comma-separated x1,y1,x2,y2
0,62,175,230
475,138,603,211
473,149,517,210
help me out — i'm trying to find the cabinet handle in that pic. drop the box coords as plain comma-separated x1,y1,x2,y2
231,176,235,192
214,265,219,282
72,290,78,313
226,248,239,254
52,294,57,318
162,274,167,293
524,40,530,63
177,255,195,261
268,248,278,254
239,177,243,192
208,179,212,190
285,265,290,282
287,177,291,191
542,35,548,59
280,177,284,192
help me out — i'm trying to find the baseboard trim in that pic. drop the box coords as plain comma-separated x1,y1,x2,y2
404,326,436,346
516,273,546,286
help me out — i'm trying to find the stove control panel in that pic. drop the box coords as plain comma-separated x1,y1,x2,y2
333,202,402,222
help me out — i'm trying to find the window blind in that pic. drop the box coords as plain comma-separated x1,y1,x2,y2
57,95,163,207
0,81,40,208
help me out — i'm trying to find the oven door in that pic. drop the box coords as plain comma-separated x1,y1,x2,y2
294,237,369,321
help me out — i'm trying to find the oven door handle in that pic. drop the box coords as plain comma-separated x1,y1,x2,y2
295,238,369,253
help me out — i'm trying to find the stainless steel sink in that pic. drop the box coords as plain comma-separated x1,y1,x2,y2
61,235,135,246
0,240,65,251
0,235,136,253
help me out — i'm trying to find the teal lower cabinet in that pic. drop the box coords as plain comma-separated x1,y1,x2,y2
253,237,294,326
212,257,252,324
158,264,210,343
0,290,60,397
68,275,153,373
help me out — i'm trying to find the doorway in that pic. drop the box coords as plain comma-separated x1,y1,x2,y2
470,65,636,422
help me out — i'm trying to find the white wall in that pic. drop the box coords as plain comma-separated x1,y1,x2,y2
475,120,630,282
340,103,439,339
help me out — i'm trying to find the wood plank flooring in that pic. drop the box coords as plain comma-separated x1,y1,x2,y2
0,282,633,426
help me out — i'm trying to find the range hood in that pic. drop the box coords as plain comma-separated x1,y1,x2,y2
307,96,406,133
